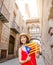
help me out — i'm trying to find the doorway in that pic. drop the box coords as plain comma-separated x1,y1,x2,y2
1,50,7,58
8,35,15,54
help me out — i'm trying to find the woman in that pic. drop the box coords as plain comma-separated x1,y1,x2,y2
18,33,39,65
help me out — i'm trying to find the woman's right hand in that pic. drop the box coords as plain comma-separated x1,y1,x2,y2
26,55,31,62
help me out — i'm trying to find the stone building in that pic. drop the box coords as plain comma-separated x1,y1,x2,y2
0,0,24,60
26,19,41,41
42,0,53,65
24,0,53,65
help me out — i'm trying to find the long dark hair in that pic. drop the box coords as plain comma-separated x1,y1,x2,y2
20,36,30,46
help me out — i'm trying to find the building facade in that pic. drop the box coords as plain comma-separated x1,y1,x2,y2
26,19,41,41
42,0,53,65
0,0,24,60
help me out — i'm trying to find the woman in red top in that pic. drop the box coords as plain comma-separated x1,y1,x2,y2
18,33,39,65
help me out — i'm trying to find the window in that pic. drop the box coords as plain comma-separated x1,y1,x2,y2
29,25,40,34
36,26,40,33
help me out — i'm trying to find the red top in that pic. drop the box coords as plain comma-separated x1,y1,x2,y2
21,50,37,65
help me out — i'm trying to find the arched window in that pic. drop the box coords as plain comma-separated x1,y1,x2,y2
36,26,40,33
31,24,36,33
28,24,40,34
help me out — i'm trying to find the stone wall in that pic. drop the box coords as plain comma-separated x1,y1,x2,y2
0,22,10,58
42,0,53,65
0,0,20,59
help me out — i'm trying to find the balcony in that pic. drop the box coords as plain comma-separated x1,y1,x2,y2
0,0,10,23
10,20,20,33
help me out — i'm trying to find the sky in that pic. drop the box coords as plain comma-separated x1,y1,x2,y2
15,0,39,20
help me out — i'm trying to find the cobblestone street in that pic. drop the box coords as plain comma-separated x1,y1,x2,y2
0,55,45,65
